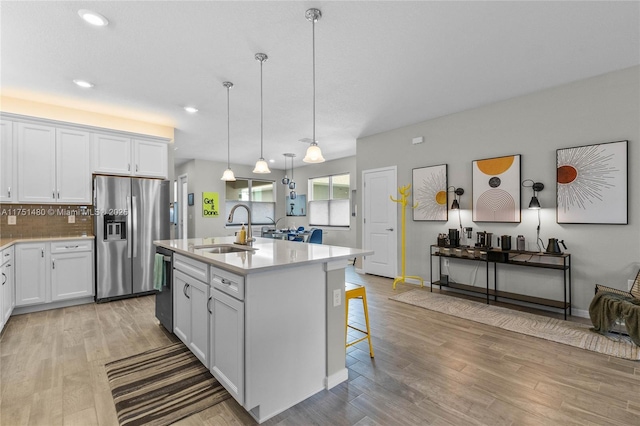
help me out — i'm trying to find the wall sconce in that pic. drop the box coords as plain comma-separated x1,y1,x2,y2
448,186,464,210
522,180,544,209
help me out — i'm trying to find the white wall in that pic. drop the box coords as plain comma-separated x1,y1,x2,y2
356,66,640,314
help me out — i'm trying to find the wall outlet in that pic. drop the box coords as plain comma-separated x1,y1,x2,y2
333,289,341,307
443,258,449,267
68,215,76,224
7,215,16,225
629,279,634,291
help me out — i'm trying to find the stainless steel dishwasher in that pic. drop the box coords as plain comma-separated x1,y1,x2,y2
155,246,173,332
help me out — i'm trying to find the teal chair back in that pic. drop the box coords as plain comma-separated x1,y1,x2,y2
308,228,322,244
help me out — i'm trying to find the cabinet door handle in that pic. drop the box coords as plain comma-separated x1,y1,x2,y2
52,259,55,269
64,245,79,249
41,248,44,258
52,190,56,199
136,164,139,172
207,296,212,314
386,228,394,231
183,283,190,299
221,278,231,285
7,187,10,198
2,272,6,285
128,163,131,172
3,252,9,257
57,190,60,199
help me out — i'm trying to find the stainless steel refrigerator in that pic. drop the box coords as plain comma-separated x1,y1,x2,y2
94,176,169,301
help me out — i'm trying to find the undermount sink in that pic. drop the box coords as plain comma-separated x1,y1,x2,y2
194,244,256,254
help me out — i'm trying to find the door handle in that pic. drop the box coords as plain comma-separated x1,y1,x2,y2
183,283,190,299
136,164,139,172
221,278,231,286
2,272,6,285
207,296,212,314
52,190,56,199
52,259,55,270
127,196,133,259
41,248,44,258
132,195,138,258
386,228,394,231
7,187,10,198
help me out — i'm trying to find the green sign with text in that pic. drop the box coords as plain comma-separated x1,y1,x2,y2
202,192,219,217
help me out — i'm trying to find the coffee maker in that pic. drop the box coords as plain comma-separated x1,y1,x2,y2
448,228,460,247
475,231,492,248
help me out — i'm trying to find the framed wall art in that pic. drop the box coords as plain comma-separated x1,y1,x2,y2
286,194,307,216
472,154,521,223
412,164,448,221
556,140,628,224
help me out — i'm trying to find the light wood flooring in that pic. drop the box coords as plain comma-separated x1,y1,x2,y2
1,267,639,425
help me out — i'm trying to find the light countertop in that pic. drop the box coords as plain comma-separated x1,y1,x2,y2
0,235,95,251
154,236,373,275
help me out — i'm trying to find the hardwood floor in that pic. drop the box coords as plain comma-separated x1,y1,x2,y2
1,268,639,425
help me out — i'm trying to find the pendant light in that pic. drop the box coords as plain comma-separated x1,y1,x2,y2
253,53,271,173
288,155,296,190
281,154,290,185
221,81,236,181
302,8,326,164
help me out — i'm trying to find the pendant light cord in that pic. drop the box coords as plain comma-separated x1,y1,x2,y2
260,58,264,159
312,17,316,143
226,85,231,168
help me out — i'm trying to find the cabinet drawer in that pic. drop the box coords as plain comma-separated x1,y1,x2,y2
50,240,93,253
210,265,244,301
174,253,209,282
1,246,14,266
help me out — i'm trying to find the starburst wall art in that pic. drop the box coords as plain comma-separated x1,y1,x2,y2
412,164,447,221
556,140,628,224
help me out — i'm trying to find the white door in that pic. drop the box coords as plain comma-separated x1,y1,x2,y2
17,123,57,203
173,270,191,344
51,251,93,301
0,120,15,202
92,133,131,175
178,174,188,239
56,128,91,204
15,243,48,306
133,139,168,178
362,166,398,278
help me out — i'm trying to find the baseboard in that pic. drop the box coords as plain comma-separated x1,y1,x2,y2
12,296,94,316
572,308,589,319
325,368,348,389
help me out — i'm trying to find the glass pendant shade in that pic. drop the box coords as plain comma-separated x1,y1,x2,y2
282,176,289,185
253,158,270,174
221,168,236,181
290,190,297,199
303,143,325,163
288,181,296,190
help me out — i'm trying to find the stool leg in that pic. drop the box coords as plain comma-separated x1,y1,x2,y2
345,293,349,348
361,290,374,358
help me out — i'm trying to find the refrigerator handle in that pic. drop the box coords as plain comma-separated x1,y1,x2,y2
127,196,133,259
132,195,138,258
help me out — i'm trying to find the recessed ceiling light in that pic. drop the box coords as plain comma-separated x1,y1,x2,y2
78,9,109,27
184,106,198,113
73,79,94,88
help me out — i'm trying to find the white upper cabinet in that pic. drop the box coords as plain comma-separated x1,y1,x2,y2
93,134,168,179
133,139,167,178
17,122,57,203
0,120,16,202
56,128,91,203
92,132,132,175
17,123,91,204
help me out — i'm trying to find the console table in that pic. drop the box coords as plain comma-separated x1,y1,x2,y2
429,245,572,319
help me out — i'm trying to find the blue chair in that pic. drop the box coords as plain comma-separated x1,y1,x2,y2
308,228,322,244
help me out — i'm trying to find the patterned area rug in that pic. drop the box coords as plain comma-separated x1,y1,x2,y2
105,342,230,426
390,289,640,361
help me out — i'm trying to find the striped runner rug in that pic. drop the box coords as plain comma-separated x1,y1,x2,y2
105,342,231,426
391,289,640,360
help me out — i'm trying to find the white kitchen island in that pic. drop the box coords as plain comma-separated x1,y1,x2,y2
154,236,372,424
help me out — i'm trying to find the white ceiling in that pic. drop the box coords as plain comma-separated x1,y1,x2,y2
2,1,638,170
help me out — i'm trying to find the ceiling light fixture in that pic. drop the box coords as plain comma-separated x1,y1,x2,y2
253,53,271,174
73,79,94,88
184,106,198,113
302,8,326,164
78,9,109,27
282,154,291,185
221,81,236,182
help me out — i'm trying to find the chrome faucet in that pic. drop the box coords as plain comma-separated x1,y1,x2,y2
228,204,254,244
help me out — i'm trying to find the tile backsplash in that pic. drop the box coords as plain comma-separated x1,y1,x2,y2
0,204,93,238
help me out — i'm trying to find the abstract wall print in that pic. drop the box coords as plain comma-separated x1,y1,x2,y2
412,164,447,221
472,154,521,222
557,140,627,224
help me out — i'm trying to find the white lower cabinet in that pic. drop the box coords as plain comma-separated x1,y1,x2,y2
173,256,210,366
209,288,244,405
1,246,15,333
15,242,48,306
15,240,94,307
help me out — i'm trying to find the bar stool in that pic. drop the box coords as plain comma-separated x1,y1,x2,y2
345,283,374,357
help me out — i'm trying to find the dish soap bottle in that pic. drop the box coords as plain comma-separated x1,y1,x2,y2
236,224,246,244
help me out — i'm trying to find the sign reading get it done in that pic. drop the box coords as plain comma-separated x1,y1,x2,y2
202,192,219,217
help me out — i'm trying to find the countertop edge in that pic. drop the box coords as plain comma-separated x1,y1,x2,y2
0,235,95,251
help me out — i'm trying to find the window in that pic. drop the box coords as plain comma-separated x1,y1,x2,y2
225,179,275,226
308,173,350,227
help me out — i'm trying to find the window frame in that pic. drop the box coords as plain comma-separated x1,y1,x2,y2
225,177,276,226
308,173,351,229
